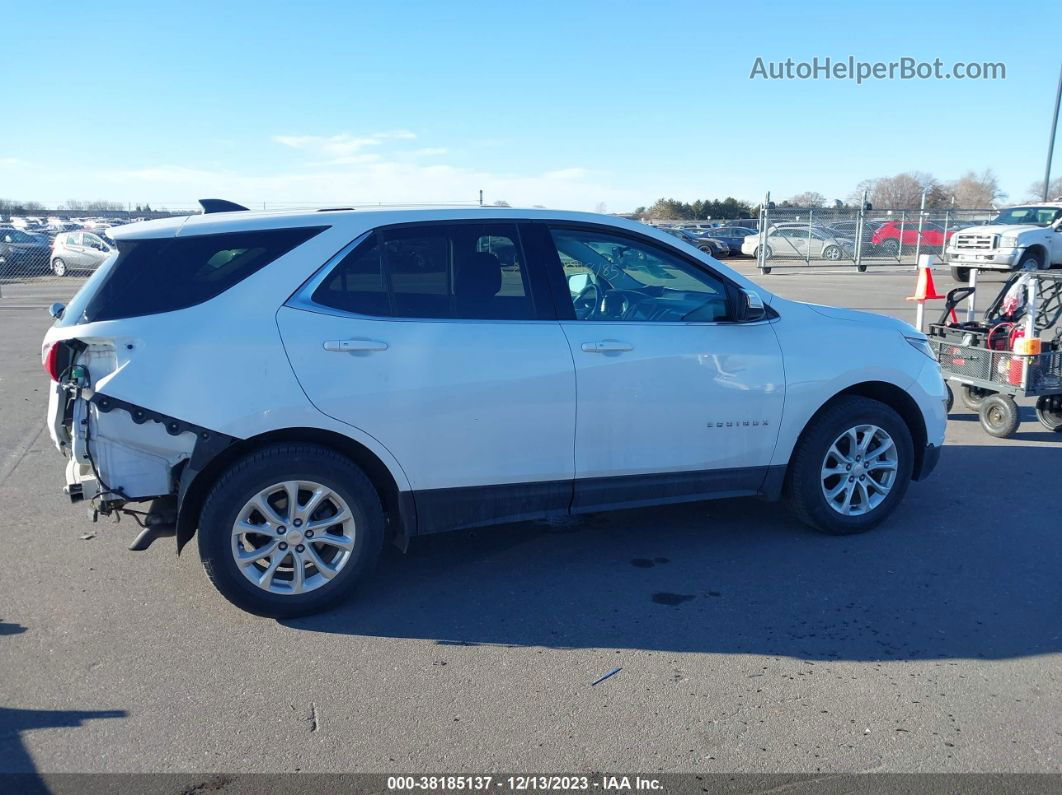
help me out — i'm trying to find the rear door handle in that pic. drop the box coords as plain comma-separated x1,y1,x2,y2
323,339,389,352
580,340,634,353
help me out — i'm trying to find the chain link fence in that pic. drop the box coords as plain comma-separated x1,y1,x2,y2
746,204,997,273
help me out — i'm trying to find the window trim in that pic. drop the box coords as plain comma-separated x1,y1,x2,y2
287,220,558,323
535,220,754,325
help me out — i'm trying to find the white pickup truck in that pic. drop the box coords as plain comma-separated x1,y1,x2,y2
945,202,1062,282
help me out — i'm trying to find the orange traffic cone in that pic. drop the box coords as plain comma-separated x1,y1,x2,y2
907,261,955,325
906,265,947,301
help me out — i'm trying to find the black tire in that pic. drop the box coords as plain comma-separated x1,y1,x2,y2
979,394,1020,438
857,264,868,273
960,384,994,411
951,266,970,283
786,396,914,535
879,239,900,257
822,245,842,261
198,444,385,617
1035,395,1062,432
1018,249,1045,271
945,382,954,414
52,258,68,277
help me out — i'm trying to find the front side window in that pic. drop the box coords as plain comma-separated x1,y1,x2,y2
549,227,730,323
312,223,534,320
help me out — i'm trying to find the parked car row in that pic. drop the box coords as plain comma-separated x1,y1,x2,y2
655,218,973,260
1,217,120,276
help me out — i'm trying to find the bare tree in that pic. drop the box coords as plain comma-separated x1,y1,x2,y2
783,191,826,208
594,201,608,214
868,172,940,209
1026,176,1062,201
946,169,1005,208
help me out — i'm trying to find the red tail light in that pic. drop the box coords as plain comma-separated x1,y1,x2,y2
42,341,60,381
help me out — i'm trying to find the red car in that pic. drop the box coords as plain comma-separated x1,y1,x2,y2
871,221,955,255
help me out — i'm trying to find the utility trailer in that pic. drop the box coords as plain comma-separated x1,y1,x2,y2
928,271,1062,438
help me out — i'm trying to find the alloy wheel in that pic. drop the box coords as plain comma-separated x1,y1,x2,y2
819,425,898,516
230,480,356,595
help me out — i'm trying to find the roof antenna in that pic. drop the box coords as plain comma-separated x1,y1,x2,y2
199,199,249,214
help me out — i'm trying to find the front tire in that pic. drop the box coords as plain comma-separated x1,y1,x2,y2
1018,249,1045,271
951,266,970,283
198,444,384,617
786,396,913,535
979,394,1020,438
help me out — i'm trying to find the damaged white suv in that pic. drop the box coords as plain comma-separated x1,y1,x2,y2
43,202,947,617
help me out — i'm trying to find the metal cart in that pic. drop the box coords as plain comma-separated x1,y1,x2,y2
928,271,1062,438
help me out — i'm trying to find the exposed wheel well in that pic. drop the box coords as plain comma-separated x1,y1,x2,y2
175,427,408,554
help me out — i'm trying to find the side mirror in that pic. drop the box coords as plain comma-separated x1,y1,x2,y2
48,302,65,320
737,289,766,322
568,273,590,294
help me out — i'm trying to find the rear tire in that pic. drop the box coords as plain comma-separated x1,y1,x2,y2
786,396,914,535
979,394,1020,438
879,239,900,257
822,245,842,261
945,382,954,414
960,384,994,411
1035,395,1062,432
198,444,385,617
51,258,67,277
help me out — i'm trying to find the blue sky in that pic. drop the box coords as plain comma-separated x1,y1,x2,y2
3,0,1059,211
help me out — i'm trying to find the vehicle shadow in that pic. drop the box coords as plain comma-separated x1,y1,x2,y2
0,622,126,784
0,706,125,783
284,444,1062,662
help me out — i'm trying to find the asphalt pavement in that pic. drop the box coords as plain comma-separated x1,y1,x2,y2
0,264,1059,776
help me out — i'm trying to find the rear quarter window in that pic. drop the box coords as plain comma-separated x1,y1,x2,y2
58,226,326,326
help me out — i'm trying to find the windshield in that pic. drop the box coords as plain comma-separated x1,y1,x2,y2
991,206,1062,226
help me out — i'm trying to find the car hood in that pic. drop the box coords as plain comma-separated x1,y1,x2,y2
803,302,918,335
953,224,1040,236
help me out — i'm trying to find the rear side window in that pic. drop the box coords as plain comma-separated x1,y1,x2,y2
59,226,325,326
311,223,535,320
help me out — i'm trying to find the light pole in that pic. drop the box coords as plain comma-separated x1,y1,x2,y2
1043,63,1062,201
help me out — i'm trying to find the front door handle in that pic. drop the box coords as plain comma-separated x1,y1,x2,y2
323,339,389,353
581,340,634,353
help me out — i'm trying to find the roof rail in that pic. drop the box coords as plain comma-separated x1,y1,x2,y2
199,199,250,214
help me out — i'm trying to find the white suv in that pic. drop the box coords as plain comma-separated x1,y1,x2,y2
42,203,946,616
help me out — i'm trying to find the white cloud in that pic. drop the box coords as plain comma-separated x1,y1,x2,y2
406,147,448,158
6,131,643,212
